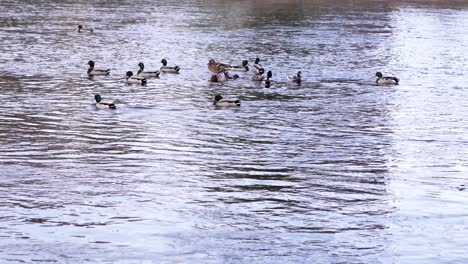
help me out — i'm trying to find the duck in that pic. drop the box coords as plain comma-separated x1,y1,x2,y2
210,72,228,83
94,94,116,109
210,71,239,83
229,60,249,72
87,61,110,76
208,59,230,74
263,71,273,87
213,94,241,107
375,72,399,85
126,71,147,85
160,59,180,73
252,57,264,75
77,24,94,33
251,68,265,81
287,71,302,84
137,62,160,77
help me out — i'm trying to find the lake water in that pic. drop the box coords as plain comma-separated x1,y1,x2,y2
1,0,468,263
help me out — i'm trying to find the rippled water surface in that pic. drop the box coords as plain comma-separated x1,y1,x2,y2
1,0,468,263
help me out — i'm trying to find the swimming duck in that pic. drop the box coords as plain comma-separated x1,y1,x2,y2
263,71,273,87
77,24,94,33
229,60,249,72
251,68,265,81
87,61,110,76
375,72,399,85
160,59,180,73
208,59,230,74
137,62,160,77
253,57,264,75
210,72,239,82
213,94,241,107
210,72,228,83
94,94,116,109
126,71,147,85
287,71,302,84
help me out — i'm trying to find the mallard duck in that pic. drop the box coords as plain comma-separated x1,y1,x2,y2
251,68,265,81
208,59,230,74
94,94,116,109
210,72,227,83
263,71,273,87
229,60,249,72
87,61,110,76
77,24,94,33
287,71,301,84
160,59,180,73
253,57,264,75
210,72,239,82
375,72,399,85
213,94,240,107
126,71,147,85
137,62,160,77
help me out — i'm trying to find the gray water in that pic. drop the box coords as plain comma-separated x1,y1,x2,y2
1,0,468,263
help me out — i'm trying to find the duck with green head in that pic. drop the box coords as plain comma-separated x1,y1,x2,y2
137,62,160,77
375,72,399,85
87,60,110,76
160,59,180,73
94,94,116,109
213,94,241,107
287,71,301,84
251,68,265,81
253,57,264,75
126,71,147,85
263,71,273,87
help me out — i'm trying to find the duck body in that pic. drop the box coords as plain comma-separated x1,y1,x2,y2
160,59,180,73
262,71,273,87
94,94,116,109
229,60,249,72
251,67,265,81
287,71,302,84
252,57,264,75
252,74,264,81
213,95,240,107
126,71,147,85
210,72,228,83
87,61,110,76
137,62,160,77
375,72,399,85
210,72,239,83
208,59,230,74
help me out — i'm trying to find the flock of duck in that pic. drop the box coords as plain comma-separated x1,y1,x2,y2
79,23,400,109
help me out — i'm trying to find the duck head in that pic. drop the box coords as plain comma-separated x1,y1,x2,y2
94,94,101,103
267,70,272,79
138,62,144,70
254,58,260,64
375,72,383,78
297,71,302,77
88,60,94,67
126,71,134,77
78,25,83,32
242,60,248,66
161,59,168,66
214,94,223,102
258,68,265,75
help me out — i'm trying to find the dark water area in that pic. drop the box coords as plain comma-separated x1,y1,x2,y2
1,0,468,263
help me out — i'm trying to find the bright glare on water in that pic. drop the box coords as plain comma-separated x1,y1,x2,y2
1,0,468,263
